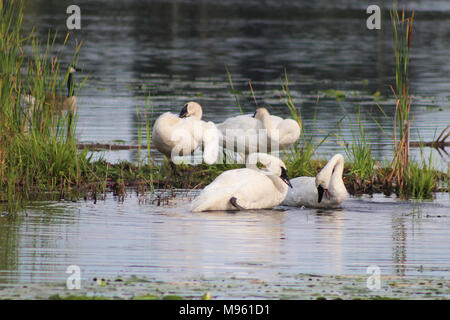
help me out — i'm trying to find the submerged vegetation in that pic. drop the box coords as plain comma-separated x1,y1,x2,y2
0,3,448,215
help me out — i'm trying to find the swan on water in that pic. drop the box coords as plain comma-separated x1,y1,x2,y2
282,154,348,208
191,152,292,212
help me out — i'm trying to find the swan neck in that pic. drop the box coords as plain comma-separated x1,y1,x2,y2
268,174,288,194
260,112,272,132
194,110,202,120
67,73,74,97
333,156,344,178
319,155,344,186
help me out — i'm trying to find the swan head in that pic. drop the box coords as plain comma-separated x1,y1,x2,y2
252,107,270,120
315,177,330,203
247,153,292,188
179,101,203,119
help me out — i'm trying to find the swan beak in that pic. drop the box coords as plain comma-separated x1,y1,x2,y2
252,110,257,118
179,105,188,118
317,185,330,203
280,168,293,188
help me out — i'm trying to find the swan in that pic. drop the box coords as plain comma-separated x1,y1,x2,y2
282,154,348,208
151,101,219,169
22,66,80,133
191,153,293,212
217,107,300,154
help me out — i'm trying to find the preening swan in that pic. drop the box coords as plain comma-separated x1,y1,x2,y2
151,101,219,168
217,107,300,154
282,154,348,208
191,153,292,212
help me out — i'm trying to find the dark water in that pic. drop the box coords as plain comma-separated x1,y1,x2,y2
1,0,449,289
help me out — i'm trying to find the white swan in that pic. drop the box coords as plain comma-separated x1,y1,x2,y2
217,107,301,154
191,153,292,212
282,154,348,208
151,101,219,167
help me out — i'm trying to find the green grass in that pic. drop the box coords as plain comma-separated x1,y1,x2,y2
389,7,415,191
225,65,243,114
0,0,89,213
402,153,439,199
342,109,376,182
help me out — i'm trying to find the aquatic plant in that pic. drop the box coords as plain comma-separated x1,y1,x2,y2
284,113,329,178
225,65,243,114
0,0,88,213
280,69,302,131
342,109,376,182
388,7,415,190
136,93,155,192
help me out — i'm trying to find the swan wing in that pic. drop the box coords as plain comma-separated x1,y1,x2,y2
191,169,280,212
282,176,317,207
217,114,259,132
276,119,301,148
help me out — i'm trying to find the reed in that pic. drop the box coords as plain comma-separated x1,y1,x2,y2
343,109,376,182
388,7,415,190
280,69,302,132
284,113,329,178
0,0,88,213
225,65,243,114
403,154,438,199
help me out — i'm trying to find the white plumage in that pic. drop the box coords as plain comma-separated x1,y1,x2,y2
151,102,219,165
217,107,301,154
191,153,292,212
282,154,348,208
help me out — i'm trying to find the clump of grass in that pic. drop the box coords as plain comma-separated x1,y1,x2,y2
403,160,437,199
401,146,439,199
136,93,156,192
388,7,415,191
342,109,376,182
284,113,329,178
0,0,88,213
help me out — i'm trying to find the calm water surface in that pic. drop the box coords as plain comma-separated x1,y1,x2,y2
0,191,449,284
1,0,449,286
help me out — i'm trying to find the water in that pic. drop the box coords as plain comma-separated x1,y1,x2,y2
1,0,449,289
0,191,449,285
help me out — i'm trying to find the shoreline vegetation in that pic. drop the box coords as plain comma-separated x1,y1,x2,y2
0,2,448,214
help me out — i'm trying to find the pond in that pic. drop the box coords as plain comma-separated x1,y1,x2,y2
1,191,449,288
1,0,449,298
